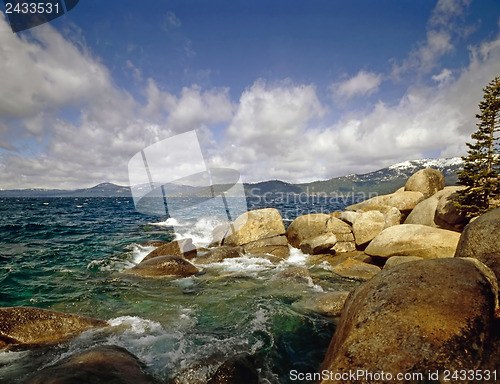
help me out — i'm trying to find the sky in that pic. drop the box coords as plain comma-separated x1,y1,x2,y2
0,0,500,189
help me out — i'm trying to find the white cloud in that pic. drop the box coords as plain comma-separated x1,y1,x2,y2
331,70,382,101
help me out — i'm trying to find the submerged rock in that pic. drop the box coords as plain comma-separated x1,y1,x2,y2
293,291,350,318
319,258,499,383
25,345,159,384
365,224,460,259
207,353,259,384
195,246,244,264
455,207,500,287
331,258,381,281
142,238,197,261
123,255,200,277
404,168,445,198
222,208,285,246
0,307,106,350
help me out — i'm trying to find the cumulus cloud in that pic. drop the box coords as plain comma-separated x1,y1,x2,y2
330,70,382,102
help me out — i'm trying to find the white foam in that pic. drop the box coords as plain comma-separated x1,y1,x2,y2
107,316,164,334
86,244,154,271
285,247,308,265
175,217,227,247
149,217,186,227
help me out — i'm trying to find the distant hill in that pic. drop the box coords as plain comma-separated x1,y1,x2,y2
0,157,463,198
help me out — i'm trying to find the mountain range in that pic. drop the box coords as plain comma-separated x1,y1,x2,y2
0,157,463,198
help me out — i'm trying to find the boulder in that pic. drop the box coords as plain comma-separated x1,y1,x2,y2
243,235,290,258
207,353,259,384
299,233,337,255
142,238,197,261
338,210,360,226
404,168,445,198
293,291,350,318
331,258,381,281
25,345,159,384
194,246,243,264
331,241,356,254
223,208,285,246
404,186,466,231
272,266,313,286
123,256,200,277
365,224,460,259
383,255,424,269
455,207,500,286
346,190,424,215
0,307,106,350
325,216,353,236
319,258,499,383
352,205,401,228
352,210,385,246
286,213,331,248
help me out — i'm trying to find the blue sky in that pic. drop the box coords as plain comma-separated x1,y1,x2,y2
1,0,500,189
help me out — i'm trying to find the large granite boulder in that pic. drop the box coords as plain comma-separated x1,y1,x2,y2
223,208,285,246
299,233,337,255
404,186,466,231
243,235,290,258
142,238,197,261
286,213,331,248
455,207,500,287
404,168,445,198
0,307,106,350
352,210,385,246
25,345,159,384
319,258,499,384
123,256,200,277
287,214,354,254
346,190,424,216
365,224,460,259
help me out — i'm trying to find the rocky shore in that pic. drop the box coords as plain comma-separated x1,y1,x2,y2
2,168,499,383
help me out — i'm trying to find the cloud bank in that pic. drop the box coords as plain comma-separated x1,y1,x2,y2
1,1,500,189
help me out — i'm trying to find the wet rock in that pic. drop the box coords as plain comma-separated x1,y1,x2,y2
194,246,244,264
319,258,499,384
243,235,290,258
331,258,381,281
25,345,159,384
299,233,337,255
142,238,197,261
455,207,500,287
223,208,285,246
272,266,313,285
207,353,259,384
293,291,350,318
0,307,106,350
365,224,460,259
123,255,200,277
404,168,445,198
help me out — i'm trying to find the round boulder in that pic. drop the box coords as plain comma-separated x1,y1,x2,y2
286,213,330,248
223,208,285,246
352,210,385,246
142,238,197,261
0,307,106,350
319,258,499,383
123,256,200,277
365,224,460,259
455,207,500,287
404,168,445,198
25,345,159,384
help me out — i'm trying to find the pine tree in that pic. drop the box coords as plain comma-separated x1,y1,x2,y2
455,76,500,218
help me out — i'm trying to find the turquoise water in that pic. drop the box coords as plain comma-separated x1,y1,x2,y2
0,197,358,383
